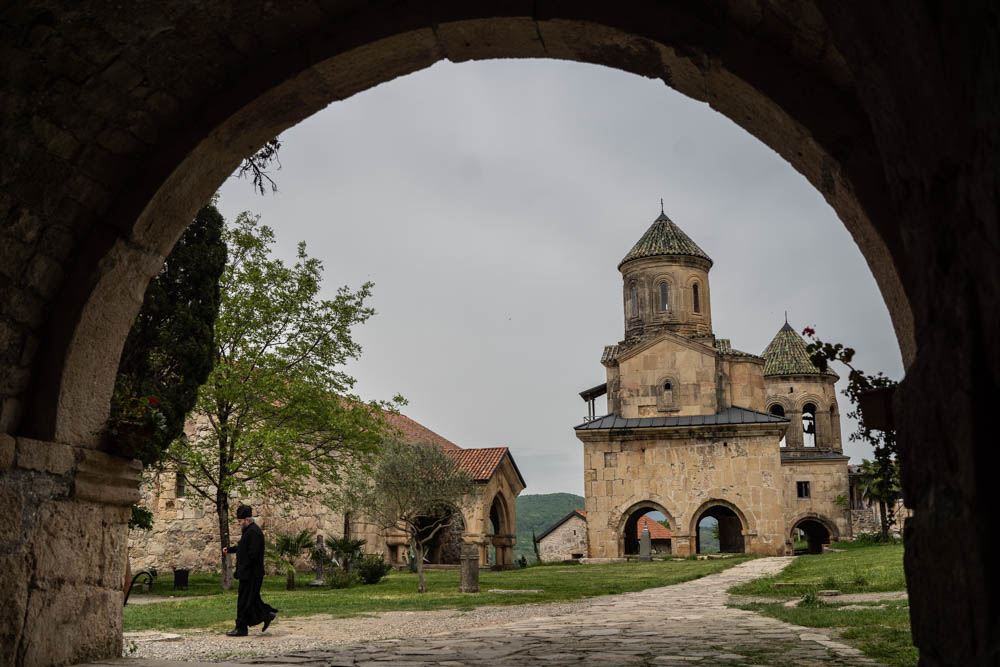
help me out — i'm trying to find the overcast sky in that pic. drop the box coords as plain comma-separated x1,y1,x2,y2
216,58,904,498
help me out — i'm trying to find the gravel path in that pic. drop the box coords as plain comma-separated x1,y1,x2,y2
78,557,884,665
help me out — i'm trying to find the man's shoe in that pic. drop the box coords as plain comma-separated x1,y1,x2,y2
262,611,277,633
226,627,248,637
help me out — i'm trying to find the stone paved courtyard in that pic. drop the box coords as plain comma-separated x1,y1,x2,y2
80,557,882,666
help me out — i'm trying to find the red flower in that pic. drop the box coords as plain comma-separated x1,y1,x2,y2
802,327,816,337
148,397,159,405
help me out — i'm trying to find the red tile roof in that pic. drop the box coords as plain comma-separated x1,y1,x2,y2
637,516,672,540
384,413,461,450
445,447,509,481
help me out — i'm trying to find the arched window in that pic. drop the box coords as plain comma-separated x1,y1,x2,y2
769,405,787,447
630,282,639,318
659,282,669,312
693,283,701,313
802,403,817,447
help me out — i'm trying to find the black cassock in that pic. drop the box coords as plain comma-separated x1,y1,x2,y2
228,521,277,629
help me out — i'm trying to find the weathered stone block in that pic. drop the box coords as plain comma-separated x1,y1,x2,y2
15,438,74,475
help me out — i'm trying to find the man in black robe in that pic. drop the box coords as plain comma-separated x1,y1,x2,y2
223,505,277,636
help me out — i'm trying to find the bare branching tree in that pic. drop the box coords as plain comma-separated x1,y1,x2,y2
237,138,282,195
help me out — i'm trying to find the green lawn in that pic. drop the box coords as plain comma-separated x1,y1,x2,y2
728,542,915,666
728,541,905,598
125,556,753,631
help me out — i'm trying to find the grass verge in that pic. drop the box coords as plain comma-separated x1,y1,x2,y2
728,541,905,598
732,600,916,666
126,555,753,631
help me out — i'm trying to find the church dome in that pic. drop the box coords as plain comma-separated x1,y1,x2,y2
618,210,713,269
761,321,838,378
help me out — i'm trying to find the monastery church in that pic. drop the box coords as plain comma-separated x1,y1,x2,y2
574,208,849,558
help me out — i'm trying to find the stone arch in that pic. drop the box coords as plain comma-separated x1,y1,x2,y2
4,4,998,664
788,513,840,555
650,274,674,316
655,374,680,412
690,498,750,554
614,499,678,558
10,10,920,445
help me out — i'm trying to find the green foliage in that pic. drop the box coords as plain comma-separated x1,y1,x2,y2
162,212,402,587
853,531,902,546
327,567,358,589
733,600,916,666
803,329,901,540
128,504,154,531
327,438,475,593
324,536,366,572
237,137,282,195
266,530,314,589
111,203,226,464
124,556,754,631
728,542,905,598
356,554,393,585
514,493,585,562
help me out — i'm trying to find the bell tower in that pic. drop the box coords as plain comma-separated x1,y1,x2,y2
618,205,714,341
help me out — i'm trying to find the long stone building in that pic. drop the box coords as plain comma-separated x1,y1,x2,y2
129,412,525,572
575,208,849,557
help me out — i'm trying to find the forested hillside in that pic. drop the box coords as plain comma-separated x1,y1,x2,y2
514,492,585,562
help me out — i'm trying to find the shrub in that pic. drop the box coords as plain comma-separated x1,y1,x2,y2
854,531,902,545
328,567,358,589
357,554,393,585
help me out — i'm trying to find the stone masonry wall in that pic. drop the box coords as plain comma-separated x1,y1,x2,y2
580,426,788,558
538,514,587,562
781,458,851,545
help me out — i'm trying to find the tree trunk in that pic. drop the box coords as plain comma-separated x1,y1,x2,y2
414,541,427,593
878,499,889,542
286,571,295,590
218,492,233,591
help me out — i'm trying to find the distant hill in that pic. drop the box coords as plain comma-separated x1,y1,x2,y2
515,492,585,563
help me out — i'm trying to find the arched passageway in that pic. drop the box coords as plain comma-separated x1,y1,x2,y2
622,508,672,557
695,505,745,554
1,3,998,665
792,519,832,555
487,493,515,569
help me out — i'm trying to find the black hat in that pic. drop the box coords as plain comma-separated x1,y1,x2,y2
236,505,252,519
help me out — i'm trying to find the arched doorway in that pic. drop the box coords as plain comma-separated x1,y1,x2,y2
617,501,676,558
2,5,997,665
790,516,838,555
487,493,515,569
693,504,745,554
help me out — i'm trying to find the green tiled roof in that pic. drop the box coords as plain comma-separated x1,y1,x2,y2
618,212,713,269
761,322,837,377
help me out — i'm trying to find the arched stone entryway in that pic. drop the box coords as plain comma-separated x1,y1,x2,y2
616,500,676,557
486,493,516,569
691,500,748,554
2,4,998,664
789,514,839,555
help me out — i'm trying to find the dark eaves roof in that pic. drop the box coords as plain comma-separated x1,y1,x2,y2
579,383,608,401
575,405,788,431
536,509,587,542
761,322,838,378
618,211,713,269
715,338,762,360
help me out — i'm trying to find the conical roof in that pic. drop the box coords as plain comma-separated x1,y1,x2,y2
761,321,837,377
618,211,713,269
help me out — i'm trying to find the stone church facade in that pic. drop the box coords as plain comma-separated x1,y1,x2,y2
129,413,525,572
575,209,849,558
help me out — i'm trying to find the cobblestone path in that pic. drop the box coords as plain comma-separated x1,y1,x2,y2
81,557,881,666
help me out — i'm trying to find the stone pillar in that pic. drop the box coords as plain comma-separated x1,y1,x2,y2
785,411,804,448
458,543,479,593
638,526,652,561
0,435,141,667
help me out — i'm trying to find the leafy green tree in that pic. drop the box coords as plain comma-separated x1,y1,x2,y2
164,213,399,590
328,439,475,593
112,202,227,465
266,530,314,590
803,329,901,541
